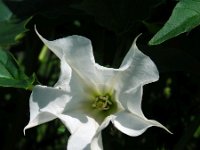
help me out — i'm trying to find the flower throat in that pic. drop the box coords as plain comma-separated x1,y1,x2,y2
92,94,112,111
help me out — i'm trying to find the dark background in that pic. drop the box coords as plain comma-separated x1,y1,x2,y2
0,0,200,149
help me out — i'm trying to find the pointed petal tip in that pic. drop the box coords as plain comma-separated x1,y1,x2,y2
23,126,28,136
34,24,37,30
34,25,47,43
159,124,173,135
163,126,173,135
150,119,173,134
23,121,44,136
134,33,142,42
34,24,39,37
23,128,26,136
23,129,27,136
132,33,142,47
23,123,33,136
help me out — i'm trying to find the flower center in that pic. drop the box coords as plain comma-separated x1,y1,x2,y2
92,94,112,111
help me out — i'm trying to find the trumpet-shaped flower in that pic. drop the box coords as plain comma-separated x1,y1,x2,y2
24,28,171,150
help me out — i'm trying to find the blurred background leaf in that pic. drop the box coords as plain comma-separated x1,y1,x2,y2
0,18,29,46
73,0,160,35
0,0,12,21
0,0,29,47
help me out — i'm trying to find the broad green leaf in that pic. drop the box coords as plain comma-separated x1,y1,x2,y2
0,47,35,89
149,0,200,45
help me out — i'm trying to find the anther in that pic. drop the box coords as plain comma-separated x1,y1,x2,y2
92,94,112,111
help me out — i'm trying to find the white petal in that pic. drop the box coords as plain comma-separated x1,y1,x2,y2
35,26,63,59
24,112,56,134
35,27,99,87
59,114,99,150
24,85,71,132
54,56,72,90
116,85,144,117
36,27,127,91
117,35,159,92
113,111,171,137
90,36,159,95
94,64,125,89
90,115,115,150
90,133,103,150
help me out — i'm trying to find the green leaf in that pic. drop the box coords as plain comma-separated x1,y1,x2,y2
0,47,35,89
149,0,200,45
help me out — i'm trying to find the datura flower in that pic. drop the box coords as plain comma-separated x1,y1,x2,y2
24,28,171,150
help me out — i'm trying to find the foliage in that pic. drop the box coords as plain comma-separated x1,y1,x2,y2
149,0,200,45
0,47,35,89
0,0,200,150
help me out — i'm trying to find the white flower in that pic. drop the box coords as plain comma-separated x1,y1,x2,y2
24,27,171,150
